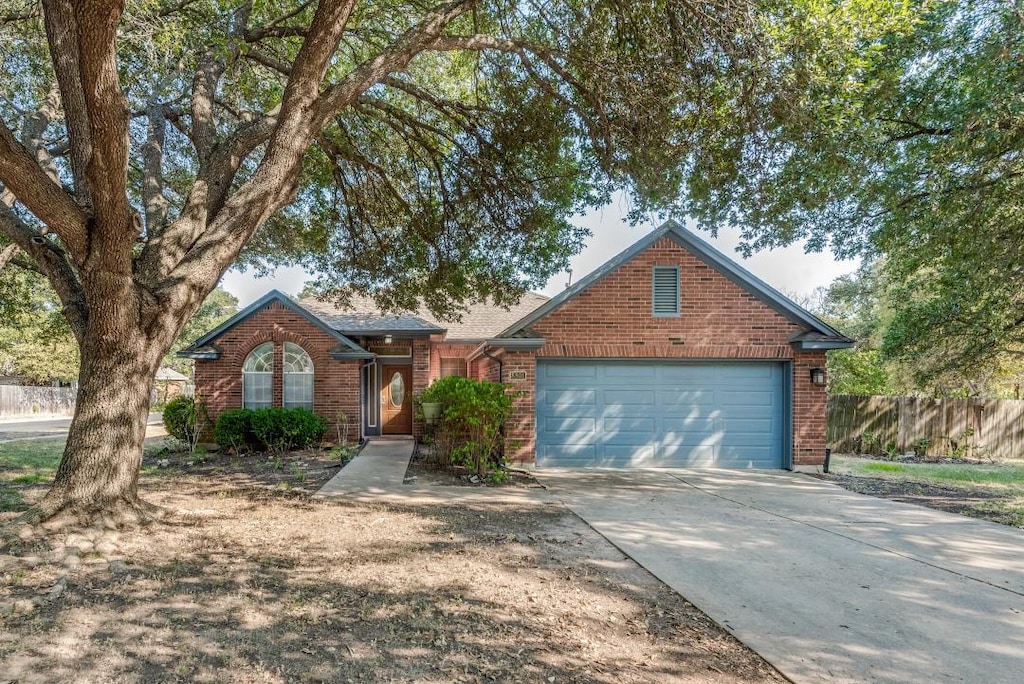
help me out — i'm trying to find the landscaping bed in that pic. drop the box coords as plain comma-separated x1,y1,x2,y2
1,438,784,682
820,455,1024,528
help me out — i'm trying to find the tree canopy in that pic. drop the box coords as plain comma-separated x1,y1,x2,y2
2,0,824,522
683,0,1024,385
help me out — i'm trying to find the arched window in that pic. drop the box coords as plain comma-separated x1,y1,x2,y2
283,342,314,410
242,342,274,409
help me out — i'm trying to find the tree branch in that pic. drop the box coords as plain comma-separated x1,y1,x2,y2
41,0,92,207
0,242,18,270
141,101,169,235
0,202,86,340
0,118,88,259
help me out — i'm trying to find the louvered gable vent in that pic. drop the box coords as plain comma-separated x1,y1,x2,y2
652,266,679,316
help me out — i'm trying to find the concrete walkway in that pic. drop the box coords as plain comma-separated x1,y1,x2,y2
313,441,554,508
314,439,416,496
538,468,1024,684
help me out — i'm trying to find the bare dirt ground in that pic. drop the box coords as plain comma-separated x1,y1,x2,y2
819,471,1022,526
1,447,783,683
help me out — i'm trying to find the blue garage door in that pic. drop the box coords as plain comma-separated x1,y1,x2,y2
536,361,786,468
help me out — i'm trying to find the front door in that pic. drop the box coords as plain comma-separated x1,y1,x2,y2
381,364,413,434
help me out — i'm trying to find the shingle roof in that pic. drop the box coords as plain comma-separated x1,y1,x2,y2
299,292,550,342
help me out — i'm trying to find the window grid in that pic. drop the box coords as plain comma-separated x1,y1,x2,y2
283,342,314,410
440,358,468,378
242,342,274,409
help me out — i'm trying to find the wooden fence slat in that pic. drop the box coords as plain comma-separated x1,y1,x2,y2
0,385,76,418
827,394,1024,460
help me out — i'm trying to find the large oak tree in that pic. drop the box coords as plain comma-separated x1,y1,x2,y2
0,0,800,524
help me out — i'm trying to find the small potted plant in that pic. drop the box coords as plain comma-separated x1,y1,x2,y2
417,384,443,424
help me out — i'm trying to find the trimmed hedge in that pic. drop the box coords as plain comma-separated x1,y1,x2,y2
214,409,255,452
214,407,327,453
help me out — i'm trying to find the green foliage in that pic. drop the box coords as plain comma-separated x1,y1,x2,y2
219,407,327,454
827,349,894,396
162,288,239,374
214,410,256,453
685,0,1024,389
419,376,515,478
162,396,209,453
0,268,78,383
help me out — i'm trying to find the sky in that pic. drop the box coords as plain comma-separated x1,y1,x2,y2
221,202,859,308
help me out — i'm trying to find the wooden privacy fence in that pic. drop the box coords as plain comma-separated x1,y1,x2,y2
828,395,1024,460
0,385,76,418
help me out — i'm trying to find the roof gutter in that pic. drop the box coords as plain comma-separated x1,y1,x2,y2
467,337,545,362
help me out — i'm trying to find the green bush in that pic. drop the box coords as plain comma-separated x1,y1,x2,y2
216,407,327,453
215,409,256,453
250,407,327,453
162,396,207,451
418,376,514,477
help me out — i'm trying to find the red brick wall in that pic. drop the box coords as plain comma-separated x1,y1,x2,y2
501,351,535,463
193,301,361,442
517,236,829,466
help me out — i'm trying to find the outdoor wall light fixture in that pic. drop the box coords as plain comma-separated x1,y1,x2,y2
809,367,826,387
383,334,393,345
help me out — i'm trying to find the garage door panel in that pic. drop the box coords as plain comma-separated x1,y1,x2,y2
659,365,717,382
602,364,656,379
537,361,785,468
545,364,598,379
543,417,596,435
602,389,656,405
719,418,775,433
661,417,718,433
601,417,657,433
661,443,717,464
657,391,715,408
543,389,597,406
718,390,776,407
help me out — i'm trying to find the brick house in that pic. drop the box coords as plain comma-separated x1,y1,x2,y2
180,221,852,469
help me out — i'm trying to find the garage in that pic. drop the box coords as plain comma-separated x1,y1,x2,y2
535,360,788,468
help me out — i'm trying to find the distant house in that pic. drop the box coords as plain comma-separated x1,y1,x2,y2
180,221,852,469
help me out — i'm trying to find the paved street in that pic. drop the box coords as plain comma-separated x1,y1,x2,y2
0,413,163,443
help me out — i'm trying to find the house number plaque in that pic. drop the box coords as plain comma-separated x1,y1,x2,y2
508,370,528,381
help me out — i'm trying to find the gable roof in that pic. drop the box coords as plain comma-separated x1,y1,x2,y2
497,220,853,347
300,292,550,342
178,290,373,360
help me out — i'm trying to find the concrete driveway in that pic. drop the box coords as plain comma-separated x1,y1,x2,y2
538,468,1024,684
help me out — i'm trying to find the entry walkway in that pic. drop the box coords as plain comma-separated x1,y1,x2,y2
314,439,415,496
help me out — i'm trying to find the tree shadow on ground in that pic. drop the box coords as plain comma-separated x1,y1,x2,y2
1,494,781,683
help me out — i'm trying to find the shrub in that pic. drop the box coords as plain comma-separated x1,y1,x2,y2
216,407,327,453
419,376,515,477
215,409,256,453
162,396,208,452
250,407,327,453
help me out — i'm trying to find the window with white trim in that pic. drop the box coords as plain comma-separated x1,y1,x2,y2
283,342,314,410
440,358,467,378
652,266,680,316
242,342,274,409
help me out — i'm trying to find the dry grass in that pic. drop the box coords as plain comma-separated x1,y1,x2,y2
0,447,783,683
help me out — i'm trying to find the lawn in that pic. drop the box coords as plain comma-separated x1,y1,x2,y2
825,455,1024,528
0,439,783,683
0,439,65,512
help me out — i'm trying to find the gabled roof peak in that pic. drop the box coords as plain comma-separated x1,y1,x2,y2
497,220,853,346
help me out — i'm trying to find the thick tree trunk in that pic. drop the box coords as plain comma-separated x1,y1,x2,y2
33,320,165,524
